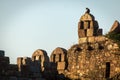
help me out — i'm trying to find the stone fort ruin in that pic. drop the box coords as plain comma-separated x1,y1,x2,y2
1,8,120,80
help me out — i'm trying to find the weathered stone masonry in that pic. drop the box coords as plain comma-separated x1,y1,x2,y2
1,8,120,80
66,8,120,80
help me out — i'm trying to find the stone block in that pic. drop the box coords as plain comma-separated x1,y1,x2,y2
101,65,106,68
105,52,110,57
88,37,95,43
115,67,120,72
61,55,65,61
84,21,90,29
97,29,103,35
57,62,65,70
107,44,113,50
78,29,86,38
90,21,94,28
78,37,87,44
55,54,59,62
87,29,94,36
95,36,105,42
0,50,4,57
113,43,119,49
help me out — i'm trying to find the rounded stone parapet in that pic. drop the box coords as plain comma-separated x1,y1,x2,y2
32,49,49,71
50,47,67,62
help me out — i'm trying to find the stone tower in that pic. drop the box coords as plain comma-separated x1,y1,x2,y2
66,8,120,80
78,8,102,44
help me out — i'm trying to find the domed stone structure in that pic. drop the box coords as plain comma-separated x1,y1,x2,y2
50,47,67,74
50,47,67,62
32,49,49,71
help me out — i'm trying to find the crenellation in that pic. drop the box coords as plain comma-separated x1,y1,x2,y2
50,47,67,75
1,8,120,80
0,50,5,57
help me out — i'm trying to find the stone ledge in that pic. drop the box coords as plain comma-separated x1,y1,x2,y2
78,36,106,44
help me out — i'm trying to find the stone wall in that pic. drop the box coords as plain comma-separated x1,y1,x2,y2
17,57,31,72
0,50,9,75
66,38,120,80
0,50,19,80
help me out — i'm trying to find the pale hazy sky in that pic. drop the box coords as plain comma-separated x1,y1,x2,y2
0,0,120,64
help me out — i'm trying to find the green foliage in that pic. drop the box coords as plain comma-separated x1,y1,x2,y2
105,32,120,41
105,32,120,47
